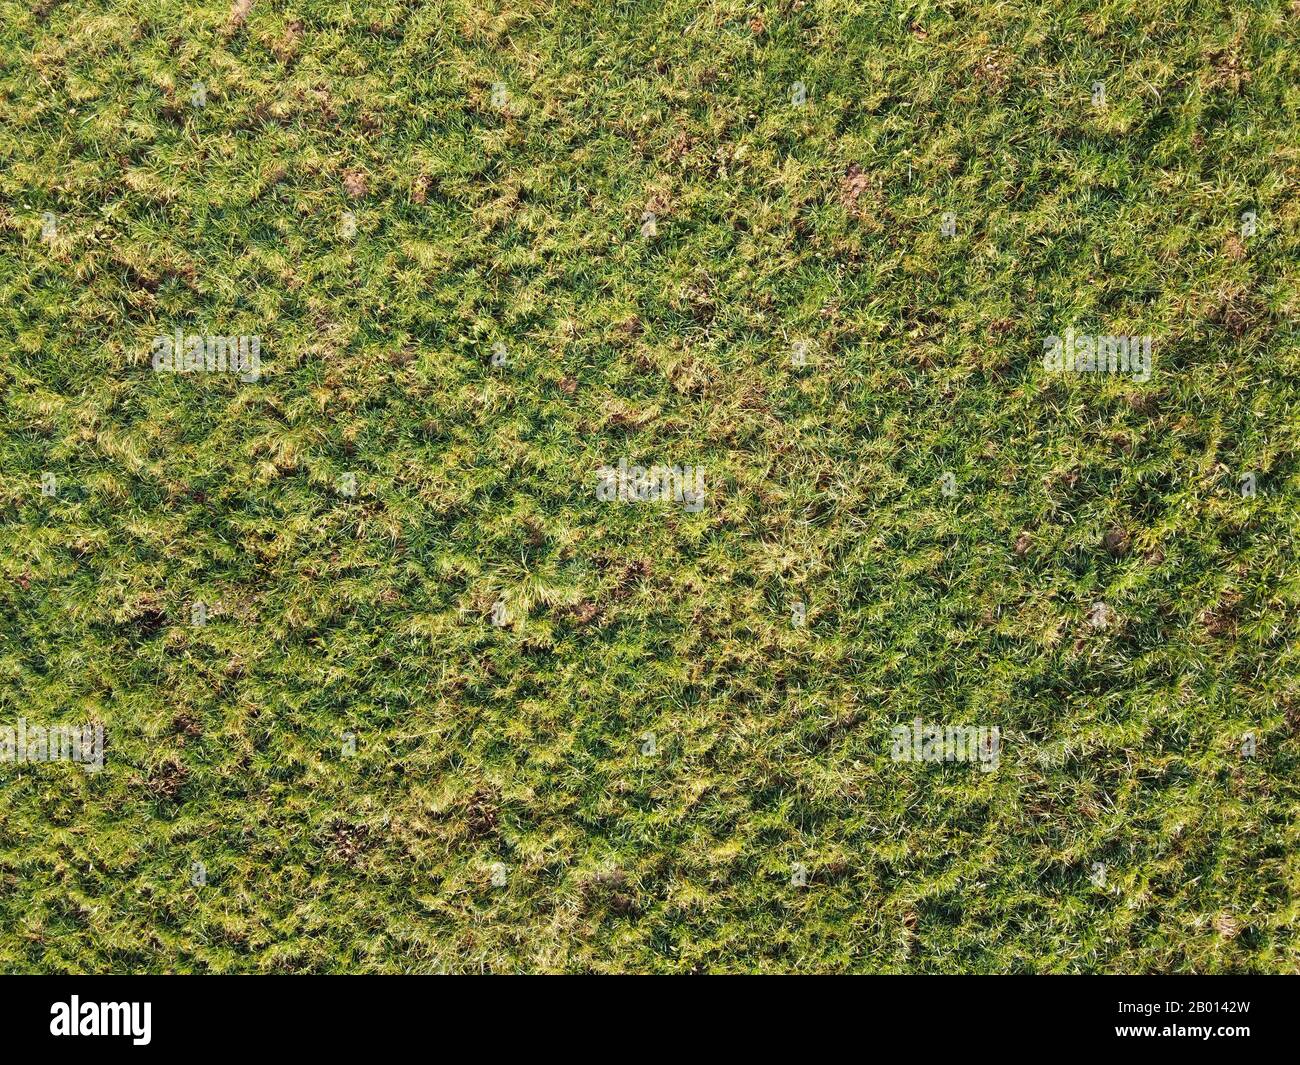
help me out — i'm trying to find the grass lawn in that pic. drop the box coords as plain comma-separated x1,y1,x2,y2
1,0,1298,973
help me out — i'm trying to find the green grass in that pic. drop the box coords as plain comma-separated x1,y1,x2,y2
1,0,1298,973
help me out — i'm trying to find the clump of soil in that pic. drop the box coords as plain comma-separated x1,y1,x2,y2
342,169,369,199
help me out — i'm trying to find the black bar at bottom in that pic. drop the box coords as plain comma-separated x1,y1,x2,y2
0,975,1287,1053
